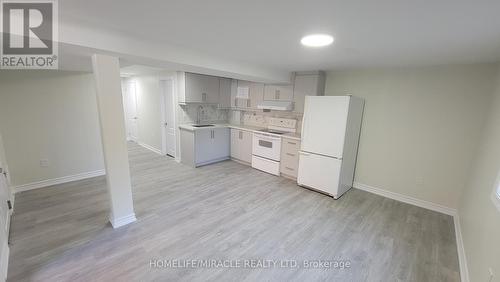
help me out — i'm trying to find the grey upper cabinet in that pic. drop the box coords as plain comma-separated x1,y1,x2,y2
263,84,293,101
218,78,232,108
178,72,220,104
235,80,264,109
292,71,326,113
249,81,264,108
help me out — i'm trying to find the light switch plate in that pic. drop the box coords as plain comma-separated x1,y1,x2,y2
40,159,50,167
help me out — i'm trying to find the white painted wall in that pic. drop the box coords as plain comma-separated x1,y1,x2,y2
459,65,500,282
132,74,162,152
325,64,498,209
0,71,104,187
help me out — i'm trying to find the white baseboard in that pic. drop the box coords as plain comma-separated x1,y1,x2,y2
12,169,106,193
353,182,468,282
137,142,162,155
353,182,457,216
109,213,137,228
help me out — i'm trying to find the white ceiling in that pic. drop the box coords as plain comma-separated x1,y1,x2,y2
60,0,500,72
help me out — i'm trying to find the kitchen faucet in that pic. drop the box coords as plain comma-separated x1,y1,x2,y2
196,105,203,125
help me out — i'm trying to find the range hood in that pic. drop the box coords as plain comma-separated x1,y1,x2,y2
257,100,293,111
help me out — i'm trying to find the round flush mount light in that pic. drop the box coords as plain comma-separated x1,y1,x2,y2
300,34,334,47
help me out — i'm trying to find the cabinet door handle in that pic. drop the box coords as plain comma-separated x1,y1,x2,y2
285,166,294,171
286,153,295,157
247,99,250,107
287,141,297,145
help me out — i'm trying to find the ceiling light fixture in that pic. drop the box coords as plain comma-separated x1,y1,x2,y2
300,34,334,47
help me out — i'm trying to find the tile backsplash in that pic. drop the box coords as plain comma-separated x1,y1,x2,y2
180,104,303,133
240,110,303,133
180,104,228,124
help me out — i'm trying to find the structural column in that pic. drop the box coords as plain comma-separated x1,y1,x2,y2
92,54,136,228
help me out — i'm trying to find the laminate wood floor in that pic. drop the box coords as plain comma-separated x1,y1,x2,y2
7,142,460,281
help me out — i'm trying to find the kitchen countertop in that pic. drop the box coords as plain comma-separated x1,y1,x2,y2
179,123,301,141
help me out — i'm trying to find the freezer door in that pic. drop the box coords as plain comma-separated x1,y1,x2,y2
297,151,342,197
301,96,350,158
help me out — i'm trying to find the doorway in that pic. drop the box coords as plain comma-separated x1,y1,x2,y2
160,78,176,158
122,80,138,142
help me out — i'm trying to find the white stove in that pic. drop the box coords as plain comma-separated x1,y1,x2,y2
251,118,297,175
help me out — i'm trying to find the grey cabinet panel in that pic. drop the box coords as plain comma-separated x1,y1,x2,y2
183,73,220,104
264,85,293,101
230,128,252,164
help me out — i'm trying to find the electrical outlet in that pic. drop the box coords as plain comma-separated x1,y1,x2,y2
40,159,50,167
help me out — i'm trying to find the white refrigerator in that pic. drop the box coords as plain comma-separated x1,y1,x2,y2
297,96,364,199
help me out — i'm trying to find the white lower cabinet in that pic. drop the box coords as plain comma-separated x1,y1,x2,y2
181,128,230,167
230,128,252,164
280,138,301,178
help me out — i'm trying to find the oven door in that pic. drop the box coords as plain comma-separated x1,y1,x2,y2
252,133,281,161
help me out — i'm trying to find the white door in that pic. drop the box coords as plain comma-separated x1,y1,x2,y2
123,81,138,141
161,79,176,157
301,96,350,158
297,151,342,197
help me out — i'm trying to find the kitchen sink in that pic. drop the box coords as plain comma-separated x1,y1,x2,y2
192,124,215,127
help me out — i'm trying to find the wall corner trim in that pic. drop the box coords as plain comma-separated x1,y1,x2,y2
109,213,137,228
353,182,468,282
453,214,470,282
12,170,106,194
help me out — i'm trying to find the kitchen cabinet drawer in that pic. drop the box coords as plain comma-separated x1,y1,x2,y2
281,163,298,176
252,155,280,176
280,138,301,178
282,138,300,152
